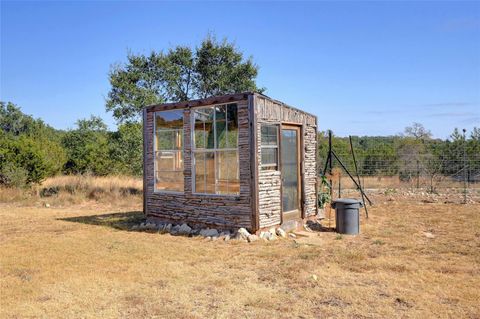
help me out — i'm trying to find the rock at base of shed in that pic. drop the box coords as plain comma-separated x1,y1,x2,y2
237,228,251,240
200,228,219,237
280,220,299,233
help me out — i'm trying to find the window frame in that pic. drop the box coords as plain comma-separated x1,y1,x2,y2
260,124,280,170
153,110,185,194
191,103,240,197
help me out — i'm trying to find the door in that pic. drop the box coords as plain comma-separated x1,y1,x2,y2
281,125,301,221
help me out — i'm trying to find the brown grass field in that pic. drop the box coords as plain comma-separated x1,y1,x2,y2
1,176,479,318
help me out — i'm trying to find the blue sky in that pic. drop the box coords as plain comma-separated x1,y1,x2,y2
1,1,479,138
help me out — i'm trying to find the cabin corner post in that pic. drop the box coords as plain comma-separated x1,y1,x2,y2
142,107,148,215
249,94,260,233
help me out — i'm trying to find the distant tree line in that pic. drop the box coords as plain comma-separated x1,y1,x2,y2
318,123,480,189
0,102,143,187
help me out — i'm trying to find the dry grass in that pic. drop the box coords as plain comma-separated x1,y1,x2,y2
1,193,479,318
0,175,143,207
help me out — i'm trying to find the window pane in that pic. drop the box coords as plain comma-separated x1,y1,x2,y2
261,148,278,166
155,110,184,192
227,104,238,148
261,125,278,146
156,172,184,192
155,151,183,192
281,129,299,212
156,110,183,129
192,104,239,195
194,122,205,149
217,150,239,195
194,152,205,193
194,108,214,149
215,105,226,148
194,152,215,193
157,129,182,150
205,152,215,193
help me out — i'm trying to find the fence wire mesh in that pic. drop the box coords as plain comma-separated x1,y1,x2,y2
318,132,480,204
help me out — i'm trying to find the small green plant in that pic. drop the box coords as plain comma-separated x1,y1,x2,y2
384,188,397,195
318,175,331,209
335,234,343,240
373,239,385,245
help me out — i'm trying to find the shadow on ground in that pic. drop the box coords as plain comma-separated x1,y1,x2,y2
306,220,336,233
59,211,145,231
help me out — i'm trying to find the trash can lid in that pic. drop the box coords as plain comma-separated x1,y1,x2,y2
332,198,362,205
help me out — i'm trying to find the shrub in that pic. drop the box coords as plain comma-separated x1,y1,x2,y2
0,135,48,186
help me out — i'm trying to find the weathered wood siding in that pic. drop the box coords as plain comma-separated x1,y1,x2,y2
254,94,318,228
144,99,253,230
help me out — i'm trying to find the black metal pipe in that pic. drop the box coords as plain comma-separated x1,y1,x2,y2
332,150,373,205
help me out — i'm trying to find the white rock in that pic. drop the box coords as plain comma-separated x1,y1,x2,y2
200,228,219,237
259,231,268,240
237,228,251,240
289,233,297,238
44,203,50,208
423,232,435,239
268,227,277,239
267,234,277,241
276,228,287,238
224,235,230,241
247,234,259,242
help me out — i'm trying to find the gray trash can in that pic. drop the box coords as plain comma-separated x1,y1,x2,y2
331,198,363,235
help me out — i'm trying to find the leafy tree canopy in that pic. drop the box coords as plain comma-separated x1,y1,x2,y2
106,34,264,123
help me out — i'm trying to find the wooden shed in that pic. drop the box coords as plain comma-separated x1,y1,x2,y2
143,92,318,233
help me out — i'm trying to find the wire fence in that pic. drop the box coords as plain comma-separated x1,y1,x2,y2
318,132,480,204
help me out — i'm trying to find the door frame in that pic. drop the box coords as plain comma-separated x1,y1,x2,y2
280,124,303,222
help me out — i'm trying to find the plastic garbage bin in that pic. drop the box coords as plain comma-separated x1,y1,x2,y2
331,198,363,235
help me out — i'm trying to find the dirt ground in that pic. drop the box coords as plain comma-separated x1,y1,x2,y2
1,195,479,319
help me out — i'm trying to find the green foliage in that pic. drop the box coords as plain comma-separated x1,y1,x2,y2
0,162,29,188
0,134,48,185
318,175,331,209
0,102,66,186
109,122,143,176
106,34,263,123
62,116,113,175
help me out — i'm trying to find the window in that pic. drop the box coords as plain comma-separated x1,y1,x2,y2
154,110,184,192
261,124,279,170
193,103,239,195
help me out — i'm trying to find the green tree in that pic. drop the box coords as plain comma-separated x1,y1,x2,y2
0,133,48,185
0,101,66,178
109,122,143,175
106,34,263,123
62,116,112,175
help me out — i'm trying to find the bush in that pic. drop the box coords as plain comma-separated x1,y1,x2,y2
0,135,48,186
0,162,29,188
